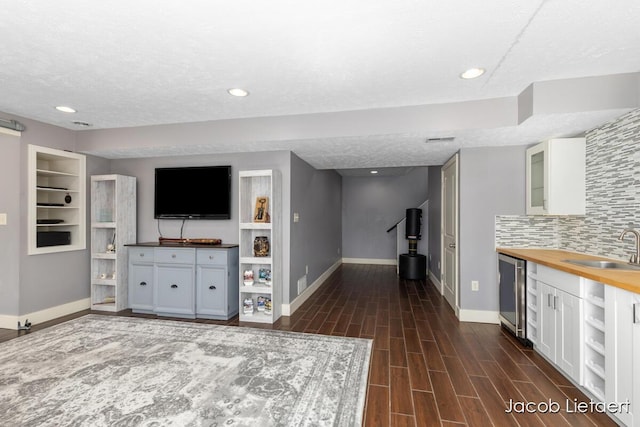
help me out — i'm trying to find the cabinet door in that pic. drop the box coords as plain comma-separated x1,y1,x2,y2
196,265,227,316
526,142,548,215
556,290,583,383
129,264,154,312
537,281,555,360
154,264,195,316
608,287,638,427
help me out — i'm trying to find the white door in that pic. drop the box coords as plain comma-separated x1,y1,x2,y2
441,154,458,311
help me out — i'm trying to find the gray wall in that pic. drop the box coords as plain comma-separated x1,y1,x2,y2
0,132,21,316
458,146,527,312
427,166,442,280
341,168,429,261
109,150,293,302
13,116,110,315
289,153,342,301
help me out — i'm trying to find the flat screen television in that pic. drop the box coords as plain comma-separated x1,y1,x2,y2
154,166,231,219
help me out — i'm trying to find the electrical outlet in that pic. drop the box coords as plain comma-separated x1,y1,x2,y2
293,212,300,223
0,213,6,225
471,280,479,291
305,265,309,274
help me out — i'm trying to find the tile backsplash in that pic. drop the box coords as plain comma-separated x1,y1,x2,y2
496,108,640,261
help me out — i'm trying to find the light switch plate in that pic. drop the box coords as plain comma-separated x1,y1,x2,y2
0,213,7,225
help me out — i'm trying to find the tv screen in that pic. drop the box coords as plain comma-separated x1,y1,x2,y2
154,166,231,219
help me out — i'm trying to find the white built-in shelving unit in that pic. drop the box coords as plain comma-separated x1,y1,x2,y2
238,169,281,323
90,174,136,312
28,144,86,255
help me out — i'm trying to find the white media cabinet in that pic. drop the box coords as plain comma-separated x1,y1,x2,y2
127,243,239,320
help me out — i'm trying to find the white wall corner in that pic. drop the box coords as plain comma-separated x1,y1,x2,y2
282,259,342,316
0,298,90,330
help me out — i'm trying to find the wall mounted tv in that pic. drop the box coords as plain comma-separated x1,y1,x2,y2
154,166,231,219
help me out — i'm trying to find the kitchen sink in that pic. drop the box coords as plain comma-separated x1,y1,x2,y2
563,259,640,271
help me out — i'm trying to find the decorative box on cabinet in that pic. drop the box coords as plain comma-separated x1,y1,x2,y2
127,244,239,320
525,138,586,215
90,174,136,312
238,169,282,323
28,144,86,255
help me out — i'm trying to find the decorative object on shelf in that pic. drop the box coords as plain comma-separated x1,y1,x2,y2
243,298,254,315
264,298,272,314
106,232,116,253
253,196,270,223
64,193,72,204
253,236,270,257
243,270,254,286
256,296,266,312
99,273,107,279
258,268,271,285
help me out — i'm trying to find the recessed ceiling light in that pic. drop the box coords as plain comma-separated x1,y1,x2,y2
227,88,249,97
370,170,378,174
55,105,77,113
460,68,485,79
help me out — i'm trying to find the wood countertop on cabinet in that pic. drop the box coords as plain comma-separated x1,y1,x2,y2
496,248,640,294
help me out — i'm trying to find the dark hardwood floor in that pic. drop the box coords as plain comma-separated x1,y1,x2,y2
0,264,617,426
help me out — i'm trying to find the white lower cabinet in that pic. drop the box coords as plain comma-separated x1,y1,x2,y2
128,245,239,320
605,286,640,427
529,262,640,426
535,265,583,384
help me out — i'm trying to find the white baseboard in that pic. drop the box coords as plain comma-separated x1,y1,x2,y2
428,270,442,293
458,309,500,324
282,260,342,316
0,298,90,330
342,258,397,265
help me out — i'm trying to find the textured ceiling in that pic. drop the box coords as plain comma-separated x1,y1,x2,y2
1,0,639,169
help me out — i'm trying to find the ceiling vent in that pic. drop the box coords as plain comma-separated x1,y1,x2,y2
425,137,455,143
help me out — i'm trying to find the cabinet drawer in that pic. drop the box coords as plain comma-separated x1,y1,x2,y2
537,264,582,297
154,248,195,264
197,249,228,266
129,247,154,262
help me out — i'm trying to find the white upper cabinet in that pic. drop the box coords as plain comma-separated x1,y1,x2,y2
526,138,586,215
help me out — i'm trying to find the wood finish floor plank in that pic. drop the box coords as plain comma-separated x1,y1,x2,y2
365,385,390,427
429,370,466,423
406,352,431,392
390,367,414,415
412,391,441,427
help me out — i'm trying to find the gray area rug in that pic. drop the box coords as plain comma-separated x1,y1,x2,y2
0,315,372,426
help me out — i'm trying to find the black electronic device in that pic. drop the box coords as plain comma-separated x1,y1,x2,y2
154,166,231,219
37,231,71,247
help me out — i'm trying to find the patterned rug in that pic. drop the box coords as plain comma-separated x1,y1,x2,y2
0,315,372,426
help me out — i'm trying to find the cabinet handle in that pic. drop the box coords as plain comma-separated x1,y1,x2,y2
553,295,557,310
139,281,147,286
139,253,144,257
209,285,217,290
209,255,214,260
548,293,552,307
171,284,178,289
634,303,640,324
171,254,176,258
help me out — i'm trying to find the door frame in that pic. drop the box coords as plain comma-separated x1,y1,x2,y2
441,153,459,314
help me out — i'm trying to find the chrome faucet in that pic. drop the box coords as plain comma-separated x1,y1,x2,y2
618,228,640,265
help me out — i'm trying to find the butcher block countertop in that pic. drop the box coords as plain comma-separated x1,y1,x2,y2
496,248,640,294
